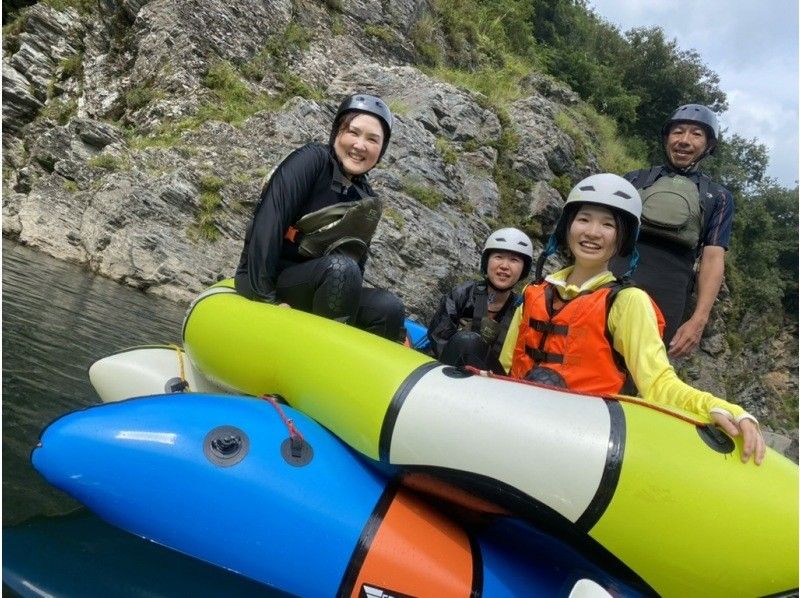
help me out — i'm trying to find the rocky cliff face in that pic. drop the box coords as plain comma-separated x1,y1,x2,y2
3,1,796,452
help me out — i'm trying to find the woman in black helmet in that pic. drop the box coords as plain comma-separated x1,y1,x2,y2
234,94,405,341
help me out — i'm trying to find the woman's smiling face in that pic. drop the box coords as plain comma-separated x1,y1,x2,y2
567,204,619,269
333,113,384,178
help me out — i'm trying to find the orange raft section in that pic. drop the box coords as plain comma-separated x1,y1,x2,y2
345,487,476,597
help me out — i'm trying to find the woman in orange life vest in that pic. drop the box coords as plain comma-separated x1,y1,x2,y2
234,94,405,341
498,173,765,464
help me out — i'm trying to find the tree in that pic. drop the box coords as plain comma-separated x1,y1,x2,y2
728,181,799,321
620,27,727,155
702,133,769,195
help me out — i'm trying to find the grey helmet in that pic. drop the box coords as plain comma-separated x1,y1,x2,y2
661,104,720,160
330,93,393,160
535,173,642,282
554,173,641,257
481,227,534,280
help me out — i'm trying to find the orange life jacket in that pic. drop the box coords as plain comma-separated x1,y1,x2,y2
510,281,665,395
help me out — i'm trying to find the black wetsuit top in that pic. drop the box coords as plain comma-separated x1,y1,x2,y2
426,280,517,368
235,143,375,302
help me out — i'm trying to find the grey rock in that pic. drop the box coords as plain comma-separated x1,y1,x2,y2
74,118,125,148
2,62,45,134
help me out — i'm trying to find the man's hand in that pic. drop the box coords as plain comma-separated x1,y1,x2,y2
668,316,706,357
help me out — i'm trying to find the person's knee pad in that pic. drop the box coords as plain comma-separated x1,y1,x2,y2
317,254,362,318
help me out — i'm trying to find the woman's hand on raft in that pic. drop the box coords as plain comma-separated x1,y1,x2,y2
711,412,766,465
278,303,291,308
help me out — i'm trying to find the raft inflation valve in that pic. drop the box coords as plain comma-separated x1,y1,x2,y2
204,425,250,467
696,424,735,454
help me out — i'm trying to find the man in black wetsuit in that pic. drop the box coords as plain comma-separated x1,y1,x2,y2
611,104,733,357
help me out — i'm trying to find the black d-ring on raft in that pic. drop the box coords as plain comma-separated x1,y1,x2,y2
204,425,250,467
696,424,735,454
281,437,314,467
165,377,189,393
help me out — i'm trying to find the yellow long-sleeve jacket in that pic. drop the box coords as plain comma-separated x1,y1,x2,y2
499,267,754,424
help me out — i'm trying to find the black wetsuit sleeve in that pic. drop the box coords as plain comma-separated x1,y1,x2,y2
426,282,474,358
237,144,329,301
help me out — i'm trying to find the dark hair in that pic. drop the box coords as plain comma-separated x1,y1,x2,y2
333,112,358,138
563,202,636,257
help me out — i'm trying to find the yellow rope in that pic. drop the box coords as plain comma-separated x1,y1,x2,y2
166,343,191,392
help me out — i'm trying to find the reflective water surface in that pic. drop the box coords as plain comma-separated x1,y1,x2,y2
2,239,285,596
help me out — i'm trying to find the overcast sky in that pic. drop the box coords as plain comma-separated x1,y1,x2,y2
588,0,799,188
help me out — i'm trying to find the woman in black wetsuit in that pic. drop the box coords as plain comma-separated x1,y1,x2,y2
234,94,404,341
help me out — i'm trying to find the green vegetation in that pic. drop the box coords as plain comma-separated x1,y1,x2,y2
41,0,95,13
2,10,29,54
364,25,397,45
410,15,442,66
727,181,798,327
404,179,444,209
58,52,83,79
63,180,79,192
435,137,459,165
126,85,163,111
40,98,78,125
555,106,644,174
554,110,588,165
88,153,128,171
197,60,274,125
455,196,475,215
241,23,312,82
189,175,226,241
549,174,572,199
383,206,405,229
388,100,409,118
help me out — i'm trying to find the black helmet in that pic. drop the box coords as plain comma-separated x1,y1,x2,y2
661,104,720,156
329,93,393,160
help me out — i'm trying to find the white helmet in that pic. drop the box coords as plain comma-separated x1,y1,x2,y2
481,227,534,279
554,173,641,257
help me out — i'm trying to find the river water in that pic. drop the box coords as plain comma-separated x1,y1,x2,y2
2,239,282,596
